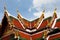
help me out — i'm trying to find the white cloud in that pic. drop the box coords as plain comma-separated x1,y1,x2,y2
28,0,58,12
28,0,56,12
33,11,42,17
33,0,55,8
31,0,59,17
28,0,60,20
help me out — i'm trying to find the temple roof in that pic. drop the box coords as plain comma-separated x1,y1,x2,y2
9,16,25,30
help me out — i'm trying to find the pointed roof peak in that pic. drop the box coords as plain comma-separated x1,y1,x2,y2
42,8,45,15
4,3,8,16
54,4,57,13
4,3,11,16
16,9,23,18
4,2,7,11
41,9,45,17
54,8,57,12
42,10,45,15
16,8,19,13
16,9,20,14
53,8,57,15
4,3,8,13
53,8,57,18
43,6,46,12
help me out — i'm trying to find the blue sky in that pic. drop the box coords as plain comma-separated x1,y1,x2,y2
0,0,60,23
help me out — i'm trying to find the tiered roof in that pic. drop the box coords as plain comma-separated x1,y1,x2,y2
0,6,60,40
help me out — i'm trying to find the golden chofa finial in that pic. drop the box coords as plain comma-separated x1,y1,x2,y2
4,5,6,10
53,8,57,18
4,2,7,11
54,8,57,13
16,9,22,19
42,9,45,18
54,3,57,12
42,7,45,14
4,3,9,17
16,9,19,13
42,6,46,13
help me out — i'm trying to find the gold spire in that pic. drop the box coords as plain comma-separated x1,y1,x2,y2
39,9,45,19
4,3,6,12
54,3,57,13
53,8,57,18
17,9,22,19
42,6,45,14
41,9,45,18
41,7,45,18
42,9,45,13
4,4,6,11
53,3,57,18
54,8,57,13
4,3,8,17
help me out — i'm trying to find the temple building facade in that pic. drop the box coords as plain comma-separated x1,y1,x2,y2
0,6,60,40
